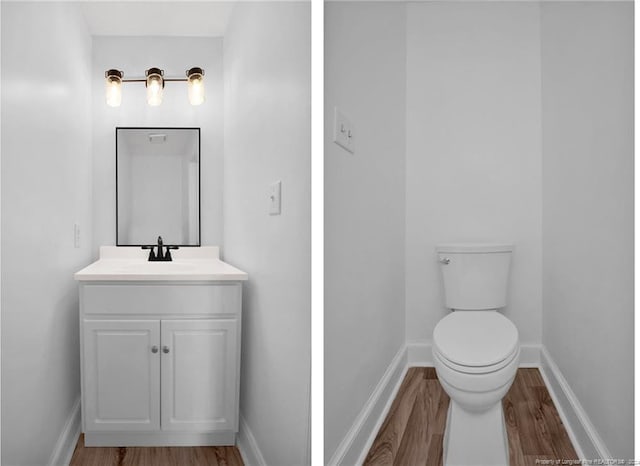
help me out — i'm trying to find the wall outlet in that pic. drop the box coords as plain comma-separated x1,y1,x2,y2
269,181,282,215
333,107,355,153
74,223,80,248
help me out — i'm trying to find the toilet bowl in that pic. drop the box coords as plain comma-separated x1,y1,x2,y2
433,243,519,466
433,311,519,466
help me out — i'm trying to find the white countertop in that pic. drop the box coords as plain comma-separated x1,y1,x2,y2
74,246,248,282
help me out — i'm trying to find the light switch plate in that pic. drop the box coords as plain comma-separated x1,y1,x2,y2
333,107,355,153
269,181,281,215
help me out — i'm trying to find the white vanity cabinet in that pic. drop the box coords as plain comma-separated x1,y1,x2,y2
75,246,248,446
75,247,247,447
83,319,161,433
85,318,239,433
160,318,238,433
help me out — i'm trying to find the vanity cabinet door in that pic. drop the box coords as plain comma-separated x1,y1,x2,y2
160,319,238,432
83,320,160,432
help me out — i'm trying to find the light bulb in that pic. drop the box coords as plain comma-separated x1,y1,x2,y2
145,68,164,106
105,69,123,107
187,68,205,106
147,76,163,106
188,76,204,105
106,79,122,107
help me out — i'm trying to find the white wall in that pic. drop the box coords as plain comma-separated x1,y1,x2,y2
1,3,92,465
91,36,223,253
223,2,311,465
404,2,543,347
540,2,634,458
324,2,406,461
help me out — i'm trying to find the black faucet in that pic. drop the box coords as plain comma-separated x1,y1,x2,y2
142,236,179,261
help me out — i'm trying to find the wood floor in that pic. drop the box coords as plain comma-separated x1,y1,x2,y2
364,367,578,466
69,434,244,466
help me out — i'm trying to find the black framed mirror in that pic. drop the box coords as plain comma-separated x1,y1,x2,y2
116,127,201,246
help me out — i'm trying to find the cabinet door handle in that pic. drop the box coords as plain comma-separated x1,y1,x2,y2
151,345,158,353
162,346,170,354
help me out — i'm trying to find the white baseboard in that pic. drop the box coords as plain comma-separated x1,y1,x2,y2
328,345,408,466
406,339,433,365
539,346,610,460
237,413,267,466
518,343,541,367
48,397,81,466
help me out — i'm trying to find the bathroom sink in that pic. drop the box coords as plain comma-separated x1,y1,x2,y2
74,246,248,282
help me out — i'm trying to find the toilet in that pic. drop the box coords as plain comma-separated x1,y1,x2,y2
433,243,519,466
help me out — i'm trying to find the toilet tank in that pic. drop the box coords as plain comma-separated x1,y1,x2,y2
436,243,513,311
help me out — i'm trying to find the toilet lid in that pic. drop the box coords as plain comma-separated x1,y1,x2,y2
433,311,518,367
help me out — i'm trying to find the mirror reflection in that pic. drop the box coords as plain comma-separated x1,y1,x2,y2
116,127,200,246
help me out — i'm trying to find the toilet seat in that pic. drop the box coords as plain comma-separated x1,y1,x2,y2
433,311,518,374
434,344,519,375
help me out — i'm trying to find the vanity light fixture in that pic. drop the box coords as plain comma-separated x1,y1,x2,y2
104,67,205,107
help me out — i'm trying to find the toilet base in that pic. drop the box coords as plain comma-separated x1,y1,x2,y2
442,399,509,466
